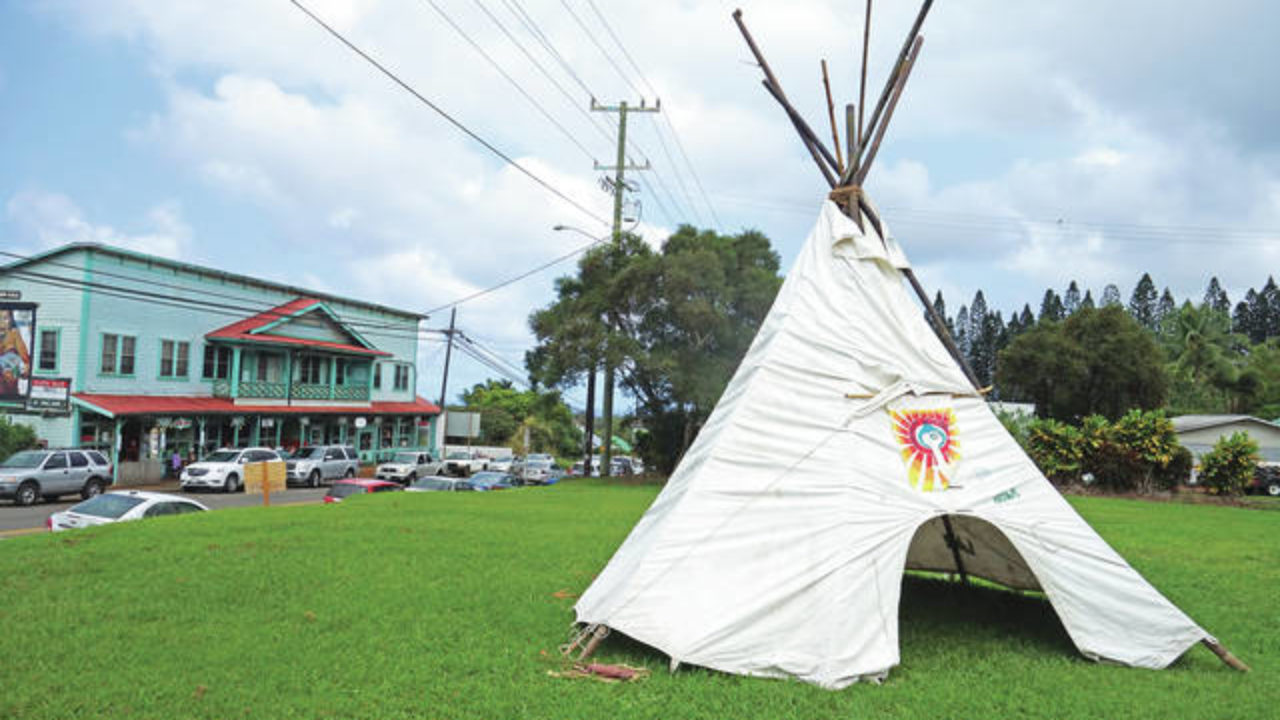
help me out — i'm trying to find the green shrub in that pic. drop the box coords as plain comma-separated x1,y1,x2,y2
1024,418,1082,484
1198,432,1259,495
1155,445,1194,490
0,415,38,461
1101,410,1182,493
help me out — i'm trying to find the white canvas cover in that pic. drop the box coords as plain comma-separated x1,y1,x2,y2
574,201,1209,689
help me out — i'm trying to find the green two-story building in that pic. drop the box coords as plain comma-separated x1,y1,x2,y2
0,242,440,481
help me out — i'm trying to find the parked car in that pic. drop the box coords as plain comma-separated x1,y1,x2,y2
375,451,443,485
0,448,113,506
323,479,402,503
406,476,478,492
47,490,208,532
568,457,601,477
520,458,556,485
610,456,635,476
1249,462,1280,496
468,471,517,490
487,455,516,473
286,445,359,487
443,450,487,477
180,447,281,493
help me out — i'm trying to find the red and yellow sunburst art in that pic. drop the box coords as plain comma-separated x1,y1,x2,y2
889,408,960,492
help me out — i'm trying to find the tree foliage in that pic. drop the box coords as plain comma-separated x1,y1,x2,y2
1198,431,1259,495
0,416,38,461
459,380,579,457
528,226,782,473
998,306,1166,420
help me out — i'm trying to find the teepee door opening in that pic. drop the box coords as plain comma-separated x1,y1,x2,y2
905,515,1041,592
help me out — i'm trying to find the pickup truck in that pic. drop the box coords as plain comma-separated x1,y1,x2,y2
443,451,487,477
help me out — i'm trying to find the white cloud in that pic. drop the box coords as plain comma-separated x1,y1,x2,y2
6,190,191,259
18,0,1280,393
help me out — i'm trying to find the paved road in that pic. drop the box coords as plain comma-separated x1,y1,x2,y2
0,485,330,536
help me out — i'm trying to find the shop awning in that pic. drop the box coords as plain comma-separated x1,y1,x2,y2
72,393,440,419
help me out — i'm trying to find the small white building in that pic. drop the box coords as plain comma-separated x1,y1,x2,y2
1170,415,1280,463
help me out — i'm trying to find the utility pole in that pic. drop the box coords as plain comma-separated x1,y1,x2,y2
591,97,657,476
437,307,457,458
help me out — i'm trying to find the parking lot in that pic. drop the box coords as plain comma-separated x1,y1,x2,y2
0,485,330,536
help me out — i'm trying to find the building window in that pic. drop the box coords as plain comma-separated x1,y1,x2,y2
160,340,190,378
299,355,326,384
335,359,347,385
202,345,232,380
37,329,58,372
373,363,381,389
100,333,136,375
394,364,410,391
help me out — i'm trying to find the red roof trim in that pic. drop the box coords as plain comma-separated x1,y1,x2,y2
72,393,441,417
205,297,387,356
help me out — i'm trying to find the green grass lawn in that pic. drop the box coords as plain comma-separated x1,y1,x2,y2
1,480,1276,719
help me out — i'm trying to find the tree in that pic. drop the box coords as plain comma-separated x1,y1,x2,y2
1063,280,1082,315
1261,276,1280,340
1155,288,1177,333
1080,289,1096,311
1101,284,1122,307
459,379,580,456
1128,273,1159,330
1038,289,1064,323
955,305,970,358
1235,289,1265,343
1203,277,1230,314
998,306,1167,420
932,291,954,336
529,226,783,473
0,416,38,461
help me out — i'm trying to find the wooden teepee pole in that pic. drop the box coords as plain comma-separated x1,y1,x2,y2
1202,638,1250,672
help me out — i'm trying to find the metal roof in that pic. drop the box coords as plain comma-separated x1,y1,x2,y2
1,242,427,320
1169,414,1280,433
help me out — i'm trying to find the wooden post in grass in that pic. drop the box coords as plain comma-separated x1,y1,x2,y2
1202,638,1250,671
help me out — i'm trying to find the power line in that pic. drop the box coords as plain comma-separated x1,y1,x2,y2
289,0,609,228
0,249,435,336
5,266,448,345
584,0,721,228
421,231,607,315
558,0,643,97
554,0,701,223
502,0,594,97
470,0,619,153
421,0,596,161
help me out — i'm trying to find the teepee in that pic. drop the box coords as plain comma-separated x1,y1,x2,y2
568,3,1244,689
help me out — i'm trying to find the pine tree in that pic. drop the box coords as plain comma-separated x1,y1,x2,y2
1101,284,1122,307
1203,277,1230,314
932,290,954,337
1261,277,1280,340
1081,289,1096,310
1237,289,1263,343
1018,304,1035,328
1038,289,1065,323
955,305,970,357
1128,273,1159,330
1155,288,1176,333
968,291,989,378
1063,280,1081,315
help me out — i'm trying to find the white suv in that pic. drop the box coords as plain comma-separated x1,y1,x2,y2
180,447,280,493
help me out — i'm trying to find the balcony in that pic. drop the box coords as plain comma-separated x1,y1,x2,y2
212,380,369,402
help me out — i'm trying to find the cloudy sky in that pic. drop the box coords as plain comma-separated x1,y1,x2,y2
3,1,1278,408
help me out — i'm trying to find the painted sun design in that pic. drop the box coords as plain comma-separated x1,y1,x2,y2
890,408,960,492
